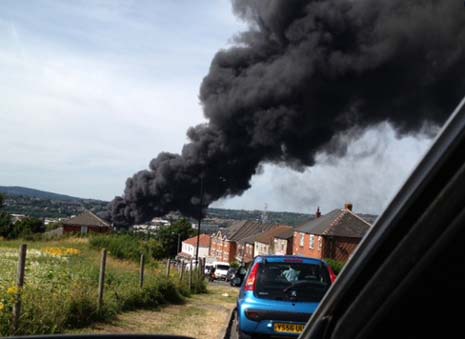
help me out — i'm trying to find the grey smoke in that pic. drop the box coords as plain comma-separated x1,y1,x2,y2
111,0,465,226
214,122,431,214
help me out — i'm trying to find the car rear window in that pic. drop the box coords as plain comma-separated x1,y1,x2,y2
255,262,331,302
217,265,229,270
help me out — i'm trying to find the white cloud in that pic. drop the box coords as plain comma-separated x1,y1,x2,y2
0,0,245,200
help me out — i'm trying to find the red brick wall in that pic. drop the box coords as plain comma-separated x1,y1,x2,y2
63,225,81,233
292,232,323,259
210,235,237,263
211,236,224,261
323,237,361,262
222,241,230,261
63,225,110,234
228,242,237,263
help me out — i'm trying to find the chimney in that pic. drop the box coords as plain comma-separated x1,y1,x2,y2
316,207,321,218
344,203,353,211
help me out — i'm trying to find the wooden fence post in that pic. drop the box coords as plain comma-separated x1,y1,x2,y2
179,262,185,282
200,258,205,280
98,249,107,310
166,259,171,278
197,258,202,280
12,244,27,333
139,254,145,288
189,259,193,290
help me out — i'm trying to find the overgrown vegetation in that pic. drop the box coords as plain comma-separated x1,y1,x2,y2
89,219,195,261
324,258,346,275
89,234,160,262
0,238,206,336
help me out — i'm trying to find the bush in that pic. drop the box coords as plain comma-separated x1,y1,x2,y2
324,258,346,275
89,234,151,261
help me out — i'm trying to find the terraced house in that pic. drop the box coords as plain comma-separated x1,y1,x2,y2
210,220,280,263
254,225,293,256
293,204,372,262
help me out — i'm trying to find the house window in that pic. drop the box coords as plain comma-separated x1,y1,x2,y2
318,236,322,251
300,233,305,247
310,235,315,249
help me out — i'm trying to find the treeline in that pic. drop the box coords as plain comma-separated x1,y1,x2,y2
0,194,46,239
90,218,196,261
2,194,108,218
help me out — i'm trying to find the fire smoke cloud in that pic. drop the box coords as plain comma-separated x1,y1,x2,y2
111,0,465,226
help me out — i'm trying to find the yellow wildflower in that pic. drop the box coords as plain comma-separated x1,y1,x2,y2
43,247,80,257
7,286,18,295
0,302,4,312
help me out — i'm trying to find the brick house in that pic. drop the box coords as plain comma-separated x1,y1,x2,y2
293,204,372,262
211,221,280,263
62,211,111,234
272,228,294,255
210,220,246,263
236,234,258,264
254,226,293,256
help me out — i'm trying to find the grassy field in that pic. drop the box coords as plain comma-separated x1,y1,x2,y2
0,238,205,336
70,284,239,338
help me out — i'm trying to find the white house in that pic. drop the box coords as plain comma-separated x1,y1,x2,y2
179,234,211,259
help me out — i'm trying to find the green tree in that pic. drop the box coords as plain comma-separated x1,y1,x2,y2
0,193,12,238
143,239,165,260
10,217,44,239
156,218,196,258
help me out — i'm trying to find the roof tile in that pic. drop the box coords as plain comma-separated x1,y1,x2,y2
295,209,371,238
183,234,211,247
63,211,110,228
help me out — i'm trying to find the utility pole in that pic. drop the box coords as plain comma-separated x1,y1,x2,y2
195,176,204,264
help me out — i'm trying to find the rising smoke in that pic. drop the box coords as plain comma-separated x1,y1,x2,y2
111,0,465,226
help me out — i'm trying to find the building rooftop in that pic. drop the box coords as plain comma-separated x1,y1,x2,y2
183,234,211,248
295,206,372,238
63,211,110,228
255,225,293,245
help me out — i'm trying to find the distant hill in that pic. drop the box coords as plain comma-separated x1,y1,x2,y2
0,186,377,225
0,186,82,201
0,186,109,219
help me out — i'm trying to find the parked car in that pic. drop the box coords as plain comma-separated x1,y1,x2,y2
230,265,248,287
211,261,230,280
236,255,334,338
204,263,213,275
226,267,237,282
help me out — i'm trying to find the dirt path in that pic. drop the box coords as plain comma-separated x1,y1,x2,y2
70,284,238,339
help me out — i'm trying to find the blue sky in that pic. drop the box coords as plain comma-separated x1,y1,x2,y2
0,0,433,214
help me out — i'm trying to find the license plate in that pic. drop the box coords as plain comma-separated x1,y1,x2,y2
274,323,304,334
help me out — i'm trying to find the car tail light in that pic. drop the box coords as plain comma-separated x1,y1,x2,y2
328,265,337,283
244,263,260,291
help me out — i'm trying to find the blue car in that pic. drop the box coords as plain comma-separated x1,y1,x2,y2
236,255,334,338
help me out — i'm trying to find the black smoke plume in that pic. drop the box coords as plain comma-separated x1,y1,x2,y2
111,0,465,226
